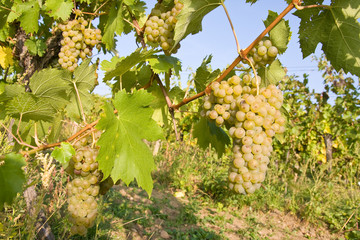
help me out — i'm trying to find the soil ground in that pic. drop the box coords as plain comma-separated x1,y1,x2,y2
98,185,344,240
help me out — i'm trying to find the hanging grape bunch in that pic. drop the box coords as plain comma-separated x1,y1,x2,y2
244,37,279,68
66,131,102,236
58,14,102,72
144,0,183,55
201,74,286,195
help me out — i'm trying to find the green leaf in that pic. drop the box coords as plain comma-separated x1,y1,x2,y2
0,153,26,210
294,0,360,76
263,11,291,53
104,48,158,81
29,68,70,110
148,55,182,76
173,0,222,49
45,0,73,21
64,59,97,121
0,84,25,102
51,142,75,168
194,55,220,93
193,118,230,157
24,38,46,57
101,1,125,50
48,113,63,143
96,90,164,196
245,0,258,4
17,0,40,33
258,60,286,86
6,93,55,121
101,56,123,72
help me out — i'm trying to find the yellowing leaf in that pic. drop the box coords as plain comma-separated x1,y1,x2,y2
0,46,14,69
324,124,331,134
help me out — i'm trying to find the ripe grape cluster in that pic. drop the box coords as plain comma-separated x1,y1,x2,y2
58,18,102,72
67,133,101,236
244,37,279,68
201,74,286,194
144,0,183,55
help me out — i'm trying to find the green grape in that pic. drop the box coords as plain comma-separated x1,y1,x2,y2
234,127,246,139
267,46,278,57
257,46,267,56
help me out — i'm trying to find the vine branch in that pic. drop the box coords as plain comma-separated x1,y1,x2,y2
1,122,35,149
20,119,100,156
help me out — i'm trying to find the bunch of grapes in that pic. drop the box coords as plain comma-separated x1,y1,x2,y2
58,18,102,72
244,37,279,68
201,74,286,194
66,132,101,236
144,0,183,55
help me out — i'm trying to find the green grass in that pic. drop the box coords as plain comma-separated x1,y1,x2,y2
1,141,359,239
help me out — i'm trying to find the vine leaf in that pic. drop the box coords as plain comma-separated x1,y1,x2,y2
258,60,286,86
245,0,258,4
193,118,230,157
51,142,75,169
294,0,360,76
263,11,291,54
64,59,97,121
148,55,182,76
24,38,46,57
96,90,164,196
173,0,222,50
5,93,55,122
103,48,158,81
0,84,25,102
45,0,73,21
29,68,70,110
8,0,40,33
194,55,221,93
0,46,14,68
101,1,125,50
0,153,26,210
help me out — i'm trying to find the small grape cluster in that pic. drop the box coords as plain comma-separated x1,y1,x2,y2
67,133,101,236
244,38,279,68
201,74,286,194
144,0,183,55
58,18,102,72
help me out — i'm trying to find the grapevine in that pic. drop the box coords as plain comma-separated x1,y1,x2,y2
0,0,358,238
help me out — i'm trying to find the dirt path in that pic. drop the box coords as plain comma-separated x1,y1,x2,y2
99,185,344,240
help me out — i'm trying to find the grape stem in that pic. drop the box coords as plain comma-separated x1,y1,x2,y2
73,81,87,124
244,55,260,95
221,1,240,54
139,73,156,90
154,74,180,141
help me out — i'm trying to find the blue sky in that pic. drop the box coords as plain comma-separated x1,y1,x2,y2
94,0,332,96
